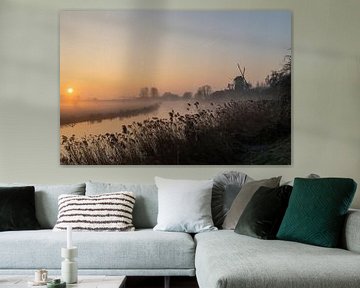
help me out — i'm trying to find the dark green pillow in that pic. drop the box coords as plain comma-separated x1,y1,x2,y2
235,185,292,239
276,178,357,247
0,186,41,231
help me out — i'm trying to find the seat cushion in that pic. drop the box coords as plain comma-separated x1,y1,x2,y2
0,229,195,270
195,230,360,288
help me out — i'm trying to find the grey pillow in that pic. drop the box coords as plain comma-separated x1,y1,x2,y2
222,177,281,230
153,177,217,233
212,171,251,228
0,183,85,228
86,181,158,229
283,173,320,186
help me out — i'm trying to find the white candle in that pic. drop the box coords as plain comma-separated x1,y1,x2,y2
67,225,72,249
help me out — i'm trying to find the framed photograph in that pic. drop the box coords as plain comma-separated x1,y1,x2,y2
60,10,291,165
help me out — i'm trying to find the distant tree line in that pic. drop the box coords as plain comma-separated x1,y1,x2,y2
138,54,291,102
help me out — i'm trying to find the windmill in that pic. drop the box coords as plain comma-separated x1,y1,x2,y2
234,63,250,92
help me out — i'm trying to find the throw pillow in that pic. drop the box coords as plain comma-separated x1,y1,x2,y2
222,176,281,230
212,171,251,228
86,181,158,229
53,192,136,231
0,186,41,231
0,182,86,228
277,178,357,248
153,177,217,233
283,173,320,186
234,185,293,239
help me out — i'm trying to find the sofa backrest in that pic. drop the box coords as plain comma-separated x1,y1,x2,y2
86,181,158,229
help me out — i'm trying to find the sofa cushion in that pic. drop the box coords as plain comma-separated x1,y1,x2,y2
0,186,40,231
222,176,281,229
86,182,158,229
53,192,136,232
0,183,85,229
195,230,360,288
277,178,357,247
0,229,195,271
212,171,250,228
153,177,216,233
234,185,292,239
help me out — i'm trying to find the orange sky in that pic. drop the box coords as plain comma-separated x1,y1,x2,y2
60,10,291,100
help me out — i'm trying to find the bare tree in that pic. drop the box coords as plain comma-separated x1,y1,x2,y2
139,87,149,98
195,85,212,100
150,87,159,98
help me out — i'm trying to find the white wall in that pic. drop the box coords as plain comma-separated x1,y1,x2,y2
0,0,359,207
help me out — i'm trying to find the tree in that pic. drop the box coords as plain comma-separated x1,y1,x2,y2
150,87,159,98
265,53,291,133
139,87,149,98
162,92,180,100
265,54,291,102
194,85,212,100
182,92,193,100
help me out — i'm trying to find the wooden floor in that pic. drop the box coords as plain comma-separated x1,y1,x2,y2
126,276,199,288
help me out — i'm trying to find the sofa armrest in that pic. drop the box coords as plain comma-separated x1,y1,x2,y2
342,209,360,253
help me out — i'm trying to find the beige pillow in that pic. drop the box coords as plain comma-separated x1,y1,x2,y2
222,176,281,230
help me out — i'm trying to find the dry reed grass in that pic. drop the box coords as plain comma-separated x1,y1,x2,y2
60,99,290,165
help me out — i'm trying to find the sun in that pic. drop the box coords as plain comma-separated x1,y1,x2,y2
67,87,74,94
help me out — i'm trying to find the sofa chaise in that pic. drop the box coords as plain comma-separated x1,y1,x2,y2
195,210,360,288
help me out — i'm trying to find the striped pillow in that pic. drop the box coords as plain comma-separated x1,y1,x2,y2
53,192,135,231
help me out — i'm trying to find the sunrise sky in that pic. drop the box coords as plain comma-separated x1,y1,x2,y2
60,10,291,100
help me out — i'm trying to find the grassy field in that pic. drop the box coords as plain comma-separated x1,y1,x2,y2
60,99,290,165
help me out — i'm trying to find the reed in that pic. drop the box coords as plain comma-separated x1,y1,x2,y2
60,99,290,165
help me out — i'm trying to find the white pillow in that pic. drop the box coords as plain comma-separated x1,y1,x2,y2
153,177,217,233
